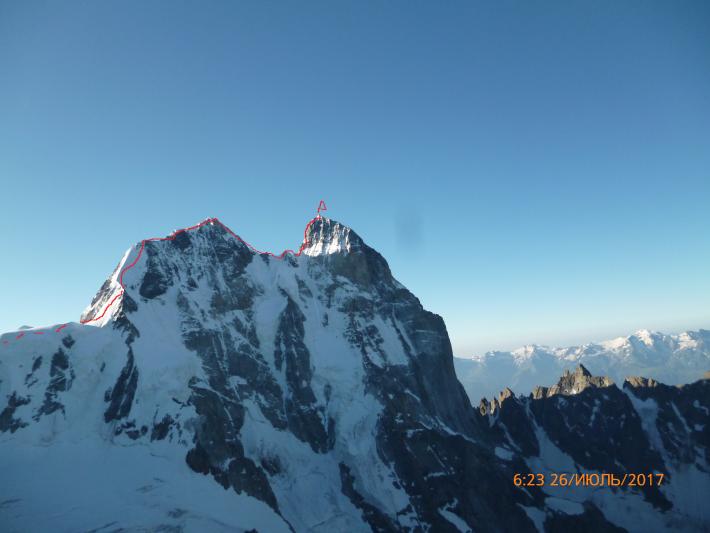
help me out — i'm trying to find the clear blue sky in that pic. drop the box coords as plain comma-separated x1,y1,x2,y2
1,1,709,354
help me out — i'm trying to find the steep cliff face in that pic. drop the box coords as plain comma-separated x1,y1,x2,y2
1,217,708,532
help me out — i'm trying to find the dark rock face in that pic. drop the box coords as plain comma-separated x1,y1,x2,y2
187,375,279,512
139,256,170,299
24,355,42,387
483,391,540,457
151,414,174,441
274,295,334,453
182,334,274,507
339,462,399,532
104,347,138,423
35,347,76,419
624,377,710,469
374,409,538,532
0,392,30,433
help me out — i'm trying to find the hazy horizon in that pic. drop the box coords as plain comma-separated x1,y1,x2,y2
450,320,710,358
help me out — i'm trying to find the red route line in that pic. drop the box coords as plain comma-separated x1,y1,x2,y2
82,215,320,325
2,210,325,346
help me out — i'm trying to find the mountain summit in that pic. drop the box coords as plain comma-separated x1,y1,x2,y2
304,216,365,256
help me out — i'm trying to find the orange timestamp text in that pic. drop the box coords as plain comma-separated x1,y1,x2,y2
513,472,665,488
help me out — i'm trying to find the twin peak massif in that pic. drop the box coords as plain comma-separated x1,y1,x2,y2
1,216,708,532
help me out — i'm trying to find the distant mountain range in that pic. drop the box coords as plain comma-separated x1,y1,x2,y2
454,328,710,403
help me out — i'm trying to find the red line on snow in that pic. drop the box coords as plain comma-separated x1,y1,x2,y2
3,205,326,346
81,215,321,325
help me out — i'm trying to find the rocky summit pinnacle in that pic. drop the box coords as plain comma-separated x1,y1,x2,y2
304,216,364,256
532,364,615,399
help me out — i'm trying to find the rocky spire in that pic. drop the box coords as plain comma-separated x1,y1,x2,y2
533,364,614,398
303,216,364,256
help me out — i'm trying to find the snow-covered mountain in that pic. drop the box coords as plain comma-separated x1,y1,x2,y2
454,329,710,403
1,216,709,532
1,217,518,532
